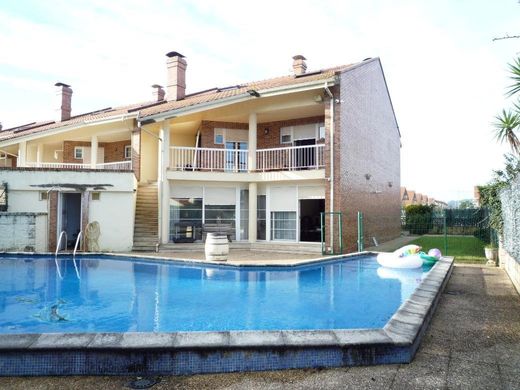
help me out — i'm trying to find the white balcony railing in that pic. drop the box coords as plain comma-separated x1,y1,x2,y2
170,146,249,172
95,161,132,170
256,144,325,172
25,162,91,170
169,144,324,172
25,161,132,171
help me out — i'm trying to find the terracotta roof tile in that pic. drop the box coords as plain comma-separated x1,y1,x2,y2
0,63,355,143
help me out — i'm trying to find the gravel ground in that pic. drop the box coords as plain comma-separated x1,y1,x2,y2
1,264,519,389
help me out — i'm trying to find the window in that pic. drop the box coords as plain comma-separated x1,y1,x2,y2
214,129,224,145
124,145,132,159
170,198,203,242
257,195,266,240
205,205,236,240
271,211,297,241
91,192,101,201
74,147,83,159
318,124,325,140
240,189,248,240
280,127,292,144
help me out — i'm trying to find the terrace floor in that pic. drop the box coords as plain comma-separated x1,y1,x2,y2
2,263,519,389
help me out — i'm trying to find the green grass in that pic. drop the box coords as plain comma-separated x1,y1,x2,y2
389,235,487,264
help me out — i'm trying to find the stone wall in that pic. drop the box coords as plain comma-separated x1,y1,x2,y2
500,173,520,292
0,212,47,251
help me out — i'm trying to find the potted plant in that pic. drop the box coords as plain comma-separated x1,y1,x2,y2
484,243,498,266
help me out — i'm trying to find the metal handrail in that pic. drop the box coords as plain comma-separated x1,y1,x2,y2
55,231,67,256
73,231,82,257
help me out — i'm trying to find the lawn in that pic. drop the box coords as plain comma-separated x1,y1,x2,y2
390,235,488,263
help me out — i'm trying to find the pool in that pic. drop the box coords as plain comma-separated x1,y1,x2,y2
0,252,454,376
0,254,432,334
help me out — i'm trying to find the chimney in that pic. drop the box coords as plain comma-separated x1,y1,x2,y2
166,51,187,101
152,84,165,101
292,55,307,76
55,82,73,121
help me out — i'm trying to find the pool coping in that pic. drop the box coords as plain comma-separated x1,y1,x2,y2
0,253,454,375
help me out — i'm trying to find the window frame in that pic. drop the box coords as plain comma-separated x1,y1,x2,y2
74,146,83,160
124,145,132,160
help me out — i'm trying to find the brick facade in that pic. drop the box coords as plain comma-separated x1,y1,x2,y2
48,191,58,251
329,59,401,252
63,140,131,163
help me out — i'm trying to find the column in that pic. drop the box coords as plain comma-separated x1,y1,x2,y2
248,112,257,172
159,122,170,244
17,141,26,167
90,135,98,169
36,144,43,167
248,182,257,243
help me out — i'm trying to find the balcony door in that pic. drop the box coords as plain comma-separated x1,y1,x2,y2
293,138,315,169
225,141,247,172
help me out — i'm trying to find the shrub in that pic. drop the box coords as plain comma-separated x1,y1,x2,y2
405,204,434,234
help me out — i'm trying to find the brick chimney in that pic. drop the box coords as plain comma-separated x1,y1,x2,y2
152,84,165,101
292,55,307,76
166,51,187,101
55,82,73,122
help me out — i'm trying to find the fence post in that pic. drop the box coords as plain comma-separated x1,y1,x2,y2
357,211,364,252
443,210,448,256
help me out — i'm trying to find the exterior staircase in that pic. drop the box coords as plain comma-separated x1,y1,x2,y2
132,182,159,251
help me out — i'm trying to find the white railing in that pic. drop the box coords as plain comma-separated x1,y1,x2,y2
256,144,325,172
170,146,249,172
95,161,132,170
26,162,91,170
169,145,325,172
25,161,132,171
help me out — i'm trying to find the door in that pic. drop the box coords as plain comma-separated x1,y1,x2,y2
299,199,325,242
60,193,82,248
225,141,247,172
293,138,315,169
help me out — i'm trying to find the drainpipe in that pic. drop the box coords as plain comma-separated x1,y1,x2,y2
324,83,334,250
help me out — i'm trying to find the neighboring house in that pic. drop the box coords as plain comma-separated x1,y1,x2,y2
0,52,401,253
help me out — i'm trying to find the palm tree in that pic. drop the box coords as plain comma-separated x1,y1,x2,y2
494,57,520,155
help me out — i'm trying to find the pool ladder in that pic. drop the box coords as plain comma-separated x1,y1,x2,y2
54,230,81,280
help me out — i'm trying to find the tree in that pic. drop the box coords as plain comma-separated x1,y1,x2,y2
494,57,520,155
458,199,475,209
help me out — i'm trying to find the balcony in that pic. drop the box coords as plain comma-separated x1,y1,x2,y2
169,144,324,172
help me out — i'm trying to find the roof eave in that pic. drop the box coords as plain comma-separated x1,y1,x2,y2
0,112,138,147
140,76,338,123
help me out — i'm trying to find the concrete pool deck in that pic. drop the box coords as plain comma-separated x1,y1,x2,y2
1,263,518,389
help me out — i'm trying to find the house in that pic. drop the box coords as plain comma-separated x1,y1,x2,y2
0,52,401,253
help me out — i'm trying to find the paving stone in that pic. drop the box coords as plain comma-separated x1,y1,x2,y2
30,333,94,349
447,358,502,390
119,332,176,348
391,352,448,389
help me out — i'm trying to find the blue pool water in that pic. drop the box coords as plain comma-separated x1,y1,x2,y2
0,255,432,334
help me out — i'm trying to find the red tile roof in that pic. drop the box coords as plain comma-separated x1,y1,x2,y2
0,63,355,143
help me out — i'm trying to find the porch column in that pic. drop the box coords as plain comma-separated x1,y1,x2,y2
248,112,257,172
248,182,257,243
159,122,170,244
90,135,98,169
17,141,26,167
36,144,43,167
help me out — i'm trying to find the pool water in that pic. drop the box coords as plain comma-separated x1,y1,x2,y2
0,255,432,334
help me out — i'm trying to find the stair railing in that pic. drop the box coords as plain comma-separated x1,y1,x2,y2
54,230,67,279
72,231,82,279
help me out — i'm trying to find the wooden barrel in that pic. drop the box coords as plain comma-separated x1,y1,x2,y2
205,233,229,261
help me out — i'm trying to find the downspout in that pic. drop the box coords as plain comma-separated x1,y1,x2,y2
324,83,334,250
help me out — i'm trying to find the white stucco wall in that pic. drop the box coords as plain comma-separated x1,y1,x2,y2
0,213,47,251
1,169,136,252
89,191,135,251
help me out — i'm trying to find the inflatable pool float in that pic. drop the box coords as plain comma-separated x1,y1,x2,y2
376,252,423,268
376,244,441,269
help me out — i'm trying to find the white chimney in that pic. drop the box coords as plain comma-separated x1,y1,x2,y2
55,82,73,121
292,55,307,76
152,84,165,102
166,51,187,101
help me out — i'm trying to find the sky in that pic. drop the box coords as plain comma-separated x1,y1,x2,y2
0,0,519,202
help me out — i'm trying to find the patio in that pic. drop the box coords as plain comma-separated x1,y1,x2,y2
1,263,518,389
